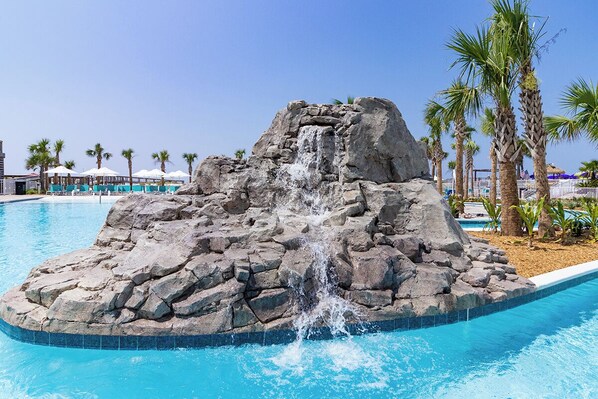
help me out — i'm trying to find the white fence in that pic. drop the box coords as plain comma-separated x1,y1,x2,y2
445,179,598,200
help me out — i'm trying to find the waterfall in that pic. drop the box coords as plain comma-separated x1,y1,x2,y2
276,126,356,341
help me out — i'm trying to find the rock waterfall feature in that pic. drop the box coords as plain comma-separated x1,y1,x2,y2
0,98,535,341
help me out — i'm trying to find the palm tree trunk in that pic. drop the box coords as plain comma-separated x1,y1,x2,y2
434,141,443,194
96,157,102,185
490,142,497,206
463,159,469,200
470,162,475,197
128,160,133,190
520,65,553,237
454,115,465,212
188,164,193,183
495,106,522,236
431,163,436,183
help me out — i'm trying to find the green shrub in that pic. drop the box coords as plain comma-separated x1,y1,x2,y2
511,198,544,247
481,198,501,234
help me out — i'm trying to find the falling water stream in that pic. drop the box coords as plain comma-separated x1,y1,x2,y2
276,126,357,343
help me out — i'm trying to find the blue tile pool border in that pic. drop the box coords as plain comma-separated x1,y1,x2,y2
0,270,596,350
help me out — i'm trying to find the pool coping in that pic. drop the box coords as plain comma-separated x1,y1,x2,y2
0,266,596,350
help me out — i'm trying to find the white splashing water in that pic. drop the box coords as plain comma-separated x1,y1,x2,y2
276,126,357,342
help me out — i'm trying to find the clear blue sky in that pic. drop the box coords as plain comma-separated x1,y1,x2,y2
1,1,596,176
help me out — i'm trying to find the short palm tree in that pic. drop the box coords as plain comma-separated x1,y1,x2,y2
182,153,198,183
121,149,135,189
86,143,113,184
64,160,76,185
424,100,450,194
491,0,553,237
438,81,483,209
464,138,480,198
579,160,598,181
545,78,598,144
480,108,498,205
53,139,65,184
152,150,170,186
448,25,522,236
25,139,55,192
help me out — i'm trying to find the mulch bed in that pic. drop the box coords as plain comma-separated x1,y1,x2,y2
468,231,598,278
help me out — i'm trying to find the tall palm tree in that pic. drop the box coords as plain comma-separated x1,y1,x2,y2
448,25,522,236
545,79,598,143
25,139,54,192
64,160,76,185
419,136,436,178
152,150,170,186
480,108,499,205
86,143,113,184
491,0,553,236
53,139,65,184
464,138,480,198
182,153,198,183
424,100,450,194
121,149,135,189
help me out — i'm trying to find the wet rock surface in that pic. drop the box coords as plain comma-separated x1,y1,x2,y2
0,98,535,336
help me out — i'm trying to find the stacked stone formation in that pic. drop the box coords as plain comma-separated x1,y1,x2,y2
0,98,535,337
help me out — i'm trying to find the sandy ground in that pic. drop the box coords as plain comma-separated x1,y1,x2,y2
469,231,598,278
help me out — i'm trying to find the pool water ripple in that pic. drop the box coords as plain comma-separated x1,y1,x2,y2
0,201,596,398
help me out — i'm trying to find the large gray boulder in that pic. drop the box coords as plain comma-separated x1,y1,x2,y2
0,98,535,338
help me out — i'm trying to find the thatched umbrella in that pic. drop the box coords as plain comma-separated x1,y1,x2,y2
546,163,565,176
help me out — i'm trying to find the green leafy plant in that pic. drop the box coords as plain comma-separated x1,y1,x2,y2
581,199,598,240
511,198,544,247
548,200,579,242
447,195,463,218
481,197,501,233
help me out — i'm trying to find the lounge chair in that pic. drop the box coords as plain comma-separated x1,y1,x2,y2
79,184,90,194
147,185,158,193
132,185,144,193
158,186,167,193
47,184,64,195
65,185,77,195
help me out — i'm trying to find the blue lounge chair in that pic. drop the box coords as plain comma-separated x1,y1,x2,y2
65,185,77,194
47,184,64,195
120,185,131,193
79,184,90,194
106,185,116,193
158,186,167,193
147,185,158,193
132,185,144,193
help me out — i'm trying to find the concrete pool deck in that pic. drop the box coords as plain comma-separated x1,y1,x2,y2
0,195,43,204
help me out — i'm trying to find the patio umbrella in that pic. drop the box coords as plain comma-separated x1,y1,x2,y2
44,165,79,175
132,169,149,178
546,163,565,175
145,169,166,179
164,170,190,180
82,167,119,184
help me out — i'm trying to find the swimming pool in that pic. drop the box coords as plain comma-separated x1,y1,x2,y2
0,200,596,398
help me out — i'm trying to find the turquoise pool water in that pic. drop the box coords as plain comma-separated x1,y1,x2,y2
0,201,596,398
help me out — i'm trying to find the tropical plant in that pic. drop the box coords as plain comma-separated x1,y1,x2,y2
332,96,355,105
86,143,113,184
447,23,522,236
545,78,598,144
25,139,55,192
480,108,498,205
464,137,480,199
548,200,576,242
121,149,135,189
424,100,450,194
511,197,544,247
63,160,75,185
491,0,553,237
52,139,65,184
579,160,598,181
234,149,246,161
448,160,456,170
481,197,502,234
581,199,598,241
182,152,198,183
152,150,171,185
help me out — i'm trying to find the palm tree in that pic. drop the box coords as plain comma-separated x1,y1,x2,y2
182,153,198,183
438,81,483,211
448,25,522,236
514,137,531,178
234,149,246,160
86,143,113,184
545,79,598,143
464,138,480,198
121,149,135,189
53,139,65,184
64,160,76,185
25,139,55,192
424,100,450,194
491,0,553,236
152,150,170,186
481,108,499,205
579,160,598,181
419,136,436,178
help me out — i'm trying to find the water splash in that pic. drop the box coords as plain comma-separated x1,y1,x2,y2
276,125,357,341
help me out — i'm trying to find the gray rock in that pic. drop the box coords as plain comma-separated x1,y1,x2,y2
247,288,292,323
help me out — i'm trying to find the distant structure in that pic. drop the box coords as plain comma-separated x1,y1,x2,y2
0,140,5,194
